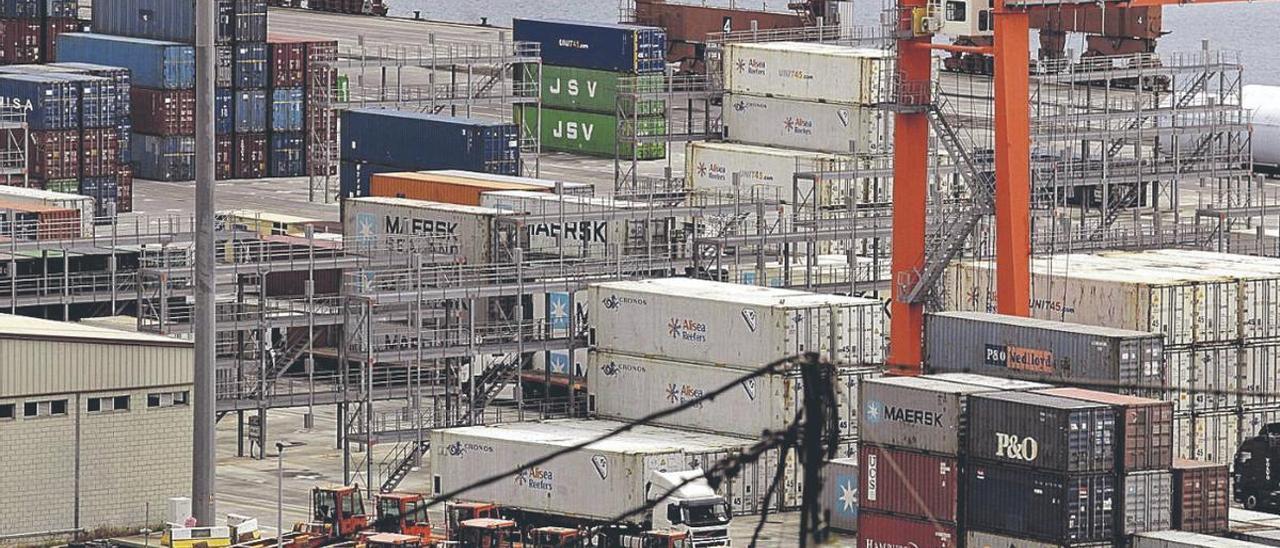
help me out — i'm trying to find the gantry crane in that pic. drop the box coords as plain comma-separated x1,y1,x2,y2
887,0,1265,375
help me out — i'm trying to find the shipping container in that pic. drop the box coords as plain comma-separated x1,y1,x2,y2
267,37,305,88
57,33,195,90
339,160,401,199
722,42,887,105
0,18,40,63
233,133,267,179
1038,387,1174,472
684,141,881,206
117,165,132,213
234,0,267,42
132,133,194,181
216,44,233,87
426,169,594,197
233,42,267,89
341,196,510,263
586,349,873,439
0,0,39,18
27,130,78,180
967,391,1115,473
857,511,958,548
42,73,117,129
926,372,1053,391
0,74,76,130
215,88,232,134
513,104,666,160
91,0,236,44
965,463,1114,544
858,445,960,523
479,190,674,258
1118,470,1173,535
216,135,232,180
512,19,666,74
131,87,195,135
588,278,886,369
43,179,77,193
966,531,1110,548
268,131,305,177
1173,459,1230,534
1177,412,1247,463
924,311,1165,388
0,184,92,235
80,128,121,178
858,376,995,456
370,171,552,206
269,87,303,132
48,62,132,118
0,199,80,240
42,18,84,63
517,64,666,115
820,458,858,534
1133,530,1270,548
80,176,118,217
722,92,883,154
234,88,267,133
341,109,520,175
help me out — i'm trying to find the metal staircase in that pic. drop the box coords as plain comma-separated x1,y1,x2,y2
466,353,526,423
379,439,430,493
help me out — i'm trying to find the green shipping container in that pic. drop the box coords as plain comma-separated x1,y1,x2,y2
515,105,666,160
45,180,79,194
519,64,667,116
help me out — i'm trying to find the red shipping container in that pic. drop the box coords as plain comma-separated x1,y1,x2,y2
267,36,306,88
1172,458,1229,534
858,511,958,548
131,87,197,136
43,18,82,63
81,128,121,178
1040,387,1174,472
28,130,79,180
116,165,133,213
234,133,267,179
0,18,41,64
859,445,961,524
216,136,233,180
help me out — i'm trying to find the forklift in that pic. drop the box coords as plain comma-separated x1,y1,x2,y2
527,527,585,547
295,485,369,542
454,518,522,548
363,532,426,548
373,493,433,539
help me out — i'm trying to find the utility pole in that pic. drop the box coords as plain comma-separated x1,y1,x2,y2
193,0,218,525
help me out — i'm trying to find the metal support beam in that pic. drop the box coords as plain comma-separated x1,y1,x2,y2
993,9,1032,317
888,35,931,376
193,0,218,524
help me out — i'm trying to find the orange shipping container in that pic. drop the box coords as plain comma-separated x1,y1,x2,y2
0,199,81,240
370,171,551,206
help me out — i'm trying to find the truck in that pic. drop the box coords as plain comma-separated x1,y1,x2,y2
430,419,735,547
1234,424,1280,510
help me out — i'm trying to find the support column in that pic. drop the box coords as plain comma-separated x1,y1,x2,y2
993,9,1032,316
193,0,218,524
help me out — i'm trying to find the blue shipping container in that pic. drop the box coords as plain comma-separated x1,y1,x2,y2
215,88,233,135
234,89,267,133
58,33,195,90
118,119,132,164
216,45,233,88
0,0,38,18
270,87,303,132
340,108,520,175
91,0,234,44
234,0,267,42
132,133,195,181
43,73,118,130
512,18,666,74
339,160,402,199
269,131,305,177
0,74,77,130
80,176,119,217
233,42,267,89
49,62,133,118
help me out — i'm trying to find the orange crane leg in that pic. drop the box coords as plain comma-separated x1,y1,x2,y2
993,10,1032,317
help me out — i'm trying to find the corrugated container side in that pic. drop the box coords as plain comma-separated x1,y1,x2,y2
116,165,133,213
722,92,883,154
268,131,305,177
268,38,306,88
339,160,401,199
216,44,233,87
1175,412,1244,463
517,64,666,115
341,109,520,175
234,0,267,42
369,172,549,206
233,133,267,179
91,0,235,44
132,133,194,181
856,511,959,548
859,445,960,523
81,128,121,178
513,105,666,160
683,141,882,206
511,18,666,74
858,376,992,456
0,18,41,64
722,42,886,105
966,531,1111,548
215,88,233,134
44,18,84,63
341,197,501,263
234,89,267,133
57,33,195,90
27,130,79,180
964,463,1115,544
1038,387,1174,472
233,42,267,89
1119,470,1173,535
0,75,77,130
131,87,196,135
1133,530,1267,548
269,87,304,132
927,373,1053,392
1172,459,1229,534
967,391,1116,473
820,458,858,534
216,135,233,180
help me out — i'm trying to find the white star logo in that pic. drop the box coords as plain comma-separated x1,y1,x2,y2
838,480,857,514
550,298,568,320
356,213,376,241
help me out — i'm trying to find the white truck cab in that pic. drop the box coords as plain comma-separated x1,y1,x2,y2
647,470,733,547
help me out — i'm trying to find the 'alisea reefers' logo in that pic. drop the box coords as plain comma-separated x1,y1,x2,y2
667,317,708,343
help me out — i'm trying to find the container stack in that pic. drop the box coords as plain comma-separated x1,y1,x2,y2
586,277,885,514
0,0,81,64
512,18,668,160
0,62,131,216
947,249,1280,463
339,109,520,199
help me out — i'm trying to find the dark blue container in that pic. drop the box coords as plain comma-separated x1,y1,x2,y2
269,131,305,177
512,18,667,74
0,0,39,18
132,133,195,181
47,0,77,18
118,119,132,164
216,44,233,88
80,176,120,217
234,0,266,42
91,0,234,44
233,42,267,89
339,160,402,199
215,88,233,135
0,74,77,130
49,62,132,118
234,89,267,133
340,108,520,175
43,73,118,129
270,87,303,132
58,33,195,90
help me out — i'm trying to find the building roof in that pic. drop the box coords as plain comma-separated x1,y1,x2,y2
0,314,190,348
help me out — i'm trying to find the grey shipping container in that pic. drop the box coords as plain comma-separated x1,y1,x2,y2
966,531,1110,548
1133,530,1273,548
819,458,858,534
1039,387,1174,472
858,376,995,455
967,391,1116,473
925,372,1053,392
965,463,1115,544
1118,470,1173,535
91,0,234,44
925,311,1165,387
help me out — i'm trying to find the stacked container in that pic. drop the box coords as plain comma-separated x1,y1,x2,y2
1172,459,1230,534
0,0,81,64
512,18,667,160
946,249,1280,463
586,277,886,514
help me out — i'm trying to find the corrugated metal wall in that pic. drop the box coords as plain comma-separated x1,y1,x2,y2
0,338,192,398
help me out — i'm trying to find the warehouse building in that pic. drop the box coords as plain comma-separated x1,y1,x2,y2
0,315,193,537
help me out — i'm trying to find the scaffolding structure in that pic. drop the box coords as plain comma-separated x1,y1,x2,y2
0,109,28,187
